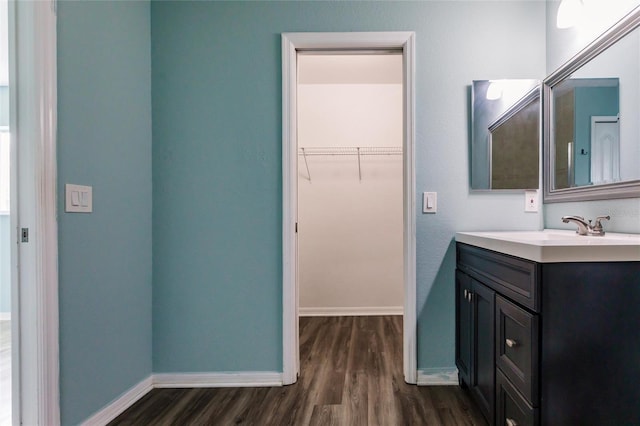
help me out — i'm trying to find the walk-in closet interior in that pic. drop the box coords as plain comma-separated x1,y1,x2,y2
297,53,404,318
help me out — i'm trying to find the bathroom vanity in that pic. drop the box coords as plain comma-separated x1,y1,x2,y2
455,230,640,426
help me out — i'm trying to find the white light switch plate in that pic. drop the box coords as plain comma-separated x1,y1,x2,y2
423,192,437,214
66,184,93,213
524,190,538,212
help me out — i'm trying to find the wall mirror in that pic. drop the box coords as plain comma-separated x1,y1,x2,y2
471,79,540,191
544,7,640,202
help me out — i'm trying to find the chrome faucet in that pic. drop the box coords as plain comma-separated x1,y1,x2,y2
561,215,610,236
561,216,590,235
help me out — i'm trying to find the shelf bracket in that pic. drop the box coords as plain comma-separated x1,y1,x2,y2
301,147,311,181
357,147,362,181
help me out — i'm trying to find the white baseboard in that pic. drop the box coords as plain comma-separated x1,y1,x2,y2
417,368,459,386
299,306,403,317
0,312,10,321
153,371,283,388
81,375,153,426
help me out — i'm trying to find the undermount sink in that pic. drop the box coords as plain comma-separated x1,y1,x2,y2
455,229,640,262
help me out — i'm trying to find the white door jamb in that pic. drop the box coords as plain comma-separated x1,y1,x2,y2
281,31,417,385
12,1,60,424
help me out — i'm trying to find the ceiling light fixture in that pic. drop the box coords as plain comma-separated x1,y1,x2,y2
557,0,584,29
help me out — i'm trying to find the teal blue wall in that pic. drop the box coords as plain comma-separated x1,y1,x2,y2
573,85,619,187
151,1,545,374
55,2,547,422
57,1,152,424
51,0,640,421
0,214,9,313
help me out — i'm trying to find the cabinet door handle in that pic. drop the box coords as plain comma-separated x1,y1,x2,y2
467,292,472,302
506,418,518,426
464,289,468,298
506,338,518,348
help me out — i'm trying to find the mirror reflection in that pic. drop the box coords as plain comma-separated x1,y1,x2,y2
471,79,540,190
549,23,640,194
553,78,619,188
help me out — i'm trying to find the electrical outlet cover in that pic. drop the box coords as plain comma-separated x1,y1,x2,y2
524,190,538,212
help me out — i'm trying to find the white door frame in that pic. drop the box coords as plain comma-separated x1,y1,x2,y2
590,115,620,184
10,1,59,424
281,31,417,385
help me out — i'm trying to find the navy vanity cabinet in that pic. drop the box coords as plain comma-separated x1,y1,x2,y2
456,242,640,426
495,295,538,405
456,271,495,424
496,369,537,426
539,262,640,425
456,243,540,426
456,270,495,424
455,270,472,387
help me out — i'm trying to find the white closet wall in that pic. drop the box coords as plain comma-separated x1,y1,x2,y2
298,58,403,315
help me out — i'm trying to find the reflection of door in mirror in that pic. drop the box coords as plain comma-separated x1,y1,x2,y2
553,78,619,188
591,116,620,185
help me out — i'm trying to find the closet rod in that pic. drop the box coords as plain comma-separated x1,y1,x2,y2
297,146,402,156
298,146,402,182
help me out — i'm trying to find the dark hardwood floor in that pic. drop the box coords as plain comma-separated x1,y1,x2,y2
109,316,486,425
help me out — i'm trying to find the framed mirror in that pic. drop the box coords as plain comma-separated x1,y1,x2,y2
544,7,640,203
471,79,540,190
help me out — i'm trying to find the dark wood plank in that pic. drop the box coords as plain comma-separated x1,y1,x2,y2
308,404,344,426
109,316,487,426
342,372,368,425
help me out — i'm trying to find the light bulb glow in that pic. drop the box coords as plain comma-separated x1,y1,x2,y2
557,0,584,29
486,81,503,100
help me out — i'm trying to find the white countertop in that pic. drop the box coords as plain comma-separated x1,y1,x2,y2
455,229,640,263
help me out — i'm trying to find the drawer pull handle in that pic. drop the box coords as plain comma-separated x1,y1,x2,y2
506,338,518,348
506,419,518,426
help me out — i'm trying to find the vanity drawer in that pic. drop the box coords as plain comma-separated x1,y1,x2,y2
457,243,540,312
497,369,538,426
496,295,539,405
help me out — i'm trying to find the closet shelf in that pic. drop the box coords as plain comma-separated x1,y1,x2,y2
298,146,402,156
298,146,402,181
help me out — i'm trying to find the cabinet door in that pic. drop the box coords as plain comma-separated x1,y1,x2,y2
471,279,495,426
455,270,472,387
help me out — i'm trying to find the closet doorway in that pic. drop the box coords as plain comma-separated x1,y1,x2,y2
282,32,416,386
297,52,403,318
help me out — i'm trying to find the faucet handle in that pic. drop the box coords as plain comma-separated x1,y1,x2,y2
592,215,610,234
